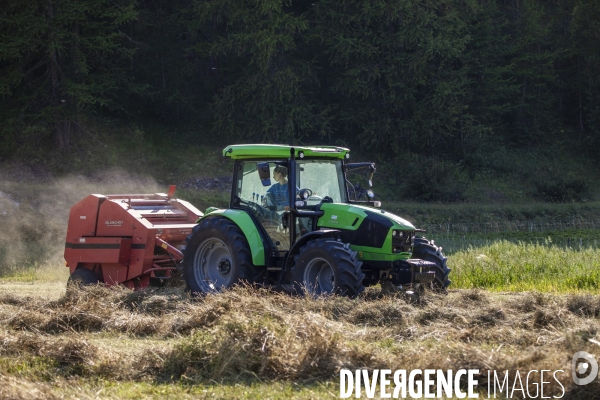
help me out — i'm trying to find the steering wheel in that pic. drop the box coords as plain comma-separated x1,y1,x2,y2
241,198,285,227
262,192,277,211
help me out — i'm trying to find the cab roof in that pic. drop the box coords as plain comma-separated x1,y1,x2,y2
223,144,350,160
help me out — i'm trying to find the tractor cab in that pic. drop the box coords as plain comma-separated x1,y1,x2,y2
231,157,347,250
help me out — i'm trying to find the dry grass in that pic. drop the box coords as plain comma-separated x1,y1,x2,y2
1,285,600,398
0,279,66,300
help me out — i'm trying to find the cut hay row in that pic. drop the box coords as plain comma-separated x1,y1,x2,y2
1,286,600,398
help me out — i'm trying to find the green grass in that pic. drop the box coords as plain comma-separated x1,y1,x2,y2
429,229,600,254
0,356,58,380
88,381,336,399
0,262,70,282
0,366,335,399
450,240,600,293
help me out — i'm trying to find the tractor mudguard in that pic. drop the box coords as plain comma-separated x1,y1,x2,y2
198,209,267,266
284,229,342,270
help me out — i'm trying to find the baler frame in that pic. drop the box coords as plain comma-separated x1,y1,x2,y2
64,186,202,289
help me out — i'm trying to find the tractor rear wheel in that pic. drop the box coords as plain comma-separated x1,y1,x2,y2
412,236,451,291
292,239,365,298
183,217,263,294
67,268,99,289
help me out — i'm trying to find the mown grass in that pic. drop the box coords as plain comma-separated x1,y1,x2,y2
2,286,600,399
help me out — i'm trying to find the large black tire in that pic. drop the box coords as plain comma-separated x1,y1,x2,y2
67,268,99,289
183,217,263,294
292,239,365,298
412,236,451,290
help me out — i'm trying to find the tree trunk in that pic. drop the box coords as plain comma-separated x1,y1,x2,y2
47,0,70,149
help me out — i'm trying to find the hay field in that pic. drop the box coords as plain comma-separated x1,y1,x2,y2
2,171,600,398
1,282,600,399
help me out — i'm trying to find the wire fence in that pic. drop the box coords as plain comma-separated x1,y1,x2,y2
431,235,600,254
421,218,600,235
418,218,600,254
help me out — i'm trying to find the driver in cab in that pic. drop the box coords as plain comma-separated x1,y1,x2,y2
263,165,309,237
265,165,290,211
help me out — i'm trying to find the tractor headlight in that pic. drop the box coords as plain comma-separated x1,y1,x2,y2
392,230,405,239
392,230,414,253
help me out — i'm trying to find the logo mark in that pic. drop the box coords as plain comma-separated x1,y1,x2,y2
572,351,598,385
105,220,123,227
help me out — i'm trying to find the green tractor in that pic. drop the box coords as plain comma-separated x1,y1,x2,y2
182,144,450,297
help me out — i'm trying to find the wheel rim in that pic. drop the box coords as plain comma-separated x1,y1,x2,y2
303,257,335,295
193,238,234,291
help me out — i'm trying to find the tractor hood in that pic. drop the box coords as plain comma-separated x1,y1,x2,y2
317,203,415,231
316,203,415,257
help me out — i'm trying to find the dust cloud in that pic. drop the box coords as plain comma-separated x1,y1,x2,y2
0,164,163,275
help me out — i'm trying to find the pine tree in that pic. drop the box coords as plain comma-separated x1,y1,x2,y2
0,0,137,153
569,0,600,144
310,0,482,154
192,0,331,144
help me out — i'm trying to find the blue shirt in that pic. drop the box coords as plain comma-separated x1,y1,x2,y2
267,183,289,210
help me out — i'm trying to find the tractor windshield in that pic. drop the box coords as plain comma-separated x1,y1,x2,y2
296,160,347,204
234,159,347,207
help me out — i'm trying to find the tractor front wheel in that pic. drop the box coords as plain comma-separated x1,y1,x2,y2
412,236,451,291
292,239,365,297
183,217,263,294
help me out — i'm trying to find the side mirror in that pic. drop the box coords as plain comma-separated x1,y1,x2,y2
257,162,271,186
368,164,376,187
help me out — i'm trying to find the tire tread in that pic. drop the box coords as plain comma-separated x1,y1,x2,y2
292,239,365,298
412,236,451,289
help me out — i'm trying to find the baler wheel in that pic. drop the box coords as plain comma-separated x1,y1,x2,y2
67,268,100,289
292,239,365,298
183,217,262,294
412,236,451,292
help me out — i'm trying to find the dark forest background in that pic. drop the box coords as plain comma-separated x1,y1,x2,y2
1,0,599,202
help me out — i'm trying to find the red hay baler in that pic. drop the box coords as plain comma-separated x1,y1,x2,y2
64,186,203,289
